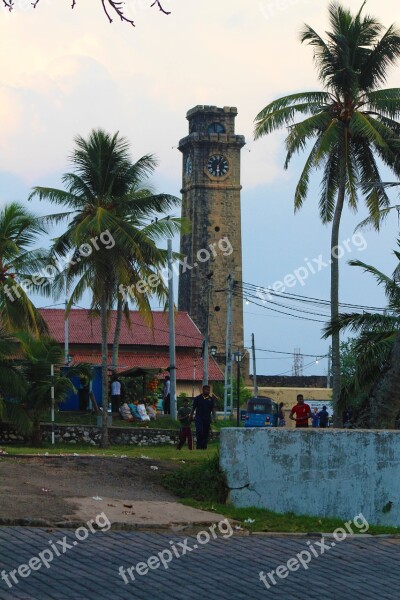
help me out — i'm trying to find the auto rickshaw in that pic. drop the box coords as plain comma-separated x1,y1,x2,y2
244,397,278,427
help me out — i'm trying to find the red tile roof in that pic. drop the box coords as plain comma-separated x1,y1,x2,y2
39,308,203,348
67,352,223,381
38,309,224,381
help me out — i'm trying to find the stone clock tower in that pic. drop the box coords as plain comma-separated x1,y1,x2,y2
178,105,245,358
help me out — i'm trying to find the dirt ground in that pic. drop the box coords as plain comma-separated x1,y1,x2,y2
0,456,226,529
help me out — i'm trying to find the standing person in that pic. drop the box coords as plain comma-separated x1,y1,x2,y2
312,407,320,428
190,385,217,450
289,394,312,428
177,398,193,450
278,402,286,427
318,405,329,429
110,376,122,413
163,375,171,415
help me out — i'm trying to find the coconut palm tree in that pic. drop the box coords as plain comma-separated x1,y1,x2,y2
0,203,48,336
254,1,400,418
29,129,183,447
323,248,400,428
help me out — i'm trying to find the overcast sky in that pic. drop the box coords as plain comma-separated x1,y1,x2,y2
1,0,399,376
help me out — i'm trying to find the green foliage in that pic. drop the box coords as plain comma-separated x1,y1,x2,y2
0,332,93,444
163,452,228,503
324,245,400,425
0,203,48,336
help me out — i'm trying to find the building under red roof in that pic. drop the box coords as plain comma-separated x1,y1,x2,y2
39,309,223,393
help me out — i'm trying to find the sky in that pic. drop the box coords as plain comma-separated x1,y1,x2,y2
1,0,400,376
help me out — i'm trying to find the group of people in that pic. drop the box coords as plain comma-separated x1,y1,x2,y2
280,395,330,428
119,399,157,422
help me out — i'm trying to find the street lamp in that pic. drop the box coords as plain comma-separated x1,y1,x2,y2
234,350,243,427
210,346,217,357
67,354,73,365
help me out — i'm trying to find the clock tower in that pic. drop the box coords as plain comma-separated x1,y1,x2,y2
178,105,245,359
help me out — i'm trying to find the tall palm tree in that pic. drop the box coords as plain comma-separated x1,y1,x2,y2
323,248,400,428
0,203,48,336
254,1,400,418
29,129,182,447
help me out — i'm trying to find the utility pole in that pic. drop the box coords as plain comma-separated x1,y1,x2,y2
202,274,213,386
252,333,258,397
224,274,234,419
64,297,69,365
168,240,177,420
327,345,332,388
50,364,55,445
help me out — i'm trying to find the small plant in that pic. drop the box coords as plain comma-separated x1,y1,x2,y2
163,452,228,503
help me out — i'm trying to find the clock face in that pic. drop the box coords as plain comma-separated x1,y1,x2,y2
207,155,229,177
185,156,192,177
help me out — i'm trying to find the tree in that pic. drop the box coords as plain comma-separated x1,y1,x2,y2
323,246,400,428
254,1,400,419
29,129,182,447
0,203,48,337
3,0,170,27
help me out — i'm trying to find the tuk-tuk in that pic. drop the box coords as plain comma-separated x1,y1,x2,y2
245,397,278,427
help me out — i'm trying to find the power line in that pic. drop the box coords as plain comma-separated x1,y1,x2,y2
239,280,387,313
233,292,327,323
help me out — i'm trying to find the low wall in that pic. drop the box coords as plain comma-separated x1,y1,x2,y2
0,423,219,446
220,428,400,526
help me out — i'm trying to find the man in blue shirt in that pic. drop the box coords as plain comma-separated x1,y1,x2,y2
190,385,217,450
318,406,329,428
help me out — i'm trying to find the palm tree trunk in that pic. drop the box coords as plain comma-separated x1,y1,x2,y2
111,296,123,375
367,332,400,428
100,295,109,448
331,149,347,426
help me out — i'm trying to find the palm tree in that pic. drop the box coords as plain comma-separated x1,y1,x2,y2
254,1,400,418
323,248,400,428
0,203,48,336
29,129,182,447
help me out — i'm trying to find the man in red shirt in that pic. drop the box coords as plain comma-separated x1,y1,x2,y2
290,394,312,428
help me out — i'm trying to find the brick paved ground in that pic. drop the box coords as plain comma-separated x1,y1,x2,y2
0,527,398,599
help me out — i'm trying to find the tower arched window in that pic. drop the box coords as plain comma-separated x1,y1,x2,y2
207,123,225,134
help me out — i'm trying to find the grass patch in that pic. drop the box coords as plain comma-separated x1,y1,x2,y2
179,500,400,535
41,412,181,429
3,441,219,462
163,452,228,503
40,411,238,430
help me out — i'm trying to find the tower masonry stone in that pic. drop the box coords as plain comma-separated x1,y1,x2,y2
178,105,245,361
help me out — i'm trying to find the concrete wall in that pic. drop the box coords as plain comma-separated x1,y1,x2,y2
220,428,400,526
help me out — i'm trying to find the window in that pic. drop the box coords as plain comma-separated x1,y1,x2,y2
207,122,225,134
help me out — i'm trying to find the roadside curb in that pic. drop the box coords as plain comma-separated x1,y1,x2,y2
0,518,245,534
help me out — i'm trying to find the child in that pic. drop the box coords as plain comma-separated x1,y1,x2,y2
177,398,193,450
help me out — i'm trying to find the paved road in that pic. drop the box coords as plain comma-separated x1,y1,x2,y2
0,527,397,599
